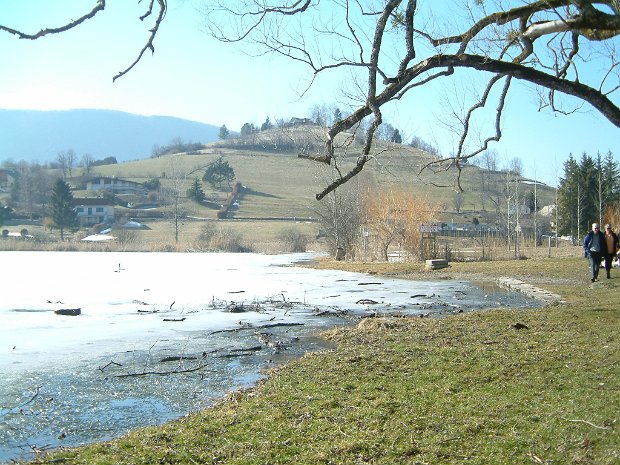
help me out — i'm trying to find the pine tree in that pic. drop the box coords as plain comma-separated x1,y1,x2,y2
49,178,77,241
202,157,235,189
0,202,12,228
602,150,619,208
187,178,206,203
579,152,598,230
218,125,230,140
260,117,273,131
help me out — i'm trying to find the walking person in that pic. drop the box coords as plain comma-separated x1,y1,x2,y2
603,224,619,279
584,223,608,282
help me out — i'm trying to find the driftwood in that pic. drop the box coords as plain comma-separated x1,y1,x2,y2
163,317,185,322
226,302,261,313
160,356,197,362
115,364,210,378
54,308,81,316
218,346,264,358
258,322,303,329
99,361,122,372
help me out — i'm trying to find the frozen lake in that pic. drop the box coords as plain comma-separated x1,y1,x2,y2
0,251,538,462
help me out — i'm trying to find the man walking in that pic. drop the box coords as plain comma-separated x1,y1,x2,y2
584,223,608,282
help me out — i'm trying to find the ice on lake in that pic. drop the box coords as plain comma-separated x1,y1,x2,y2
0,251,538,462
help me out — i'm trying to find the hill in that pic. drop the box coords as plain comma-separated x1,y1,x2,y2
1,124,558,253
0,109,221,163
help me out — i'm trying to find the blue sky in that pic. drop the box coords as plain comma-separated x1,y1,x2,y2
1,1,619,187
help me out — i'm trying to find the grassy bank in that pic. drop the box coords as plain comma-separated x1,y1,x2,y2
26,256,619,465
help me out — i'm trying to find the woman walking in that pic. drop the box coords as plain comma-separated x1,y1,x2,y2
603,224,619,279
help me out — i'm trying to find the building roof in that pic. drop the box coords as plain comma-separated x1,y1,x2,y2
73,198,115,207
85,176,143,186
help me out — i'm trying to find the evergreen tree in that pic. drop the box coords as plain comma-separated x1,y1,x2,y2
557,154,580,238
187,178,206,203
0,202,12,228
556,151,620,240
391,128,403,144
602,150,619,208
48,178,77,241
260,117,273,131
332,107,343,125
202,157,235,188
525,191,537,213
218,125,230,140
579,152,598,229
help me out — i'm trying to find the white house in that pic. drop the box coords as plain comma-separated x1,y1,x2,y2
84,177,144,195
73,198,115,227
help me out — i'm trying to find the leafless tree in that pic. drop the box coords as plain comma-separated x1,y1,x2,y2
81,153,95,175
0,1,167,82
12,161,54,219
3,1,619,199
202,0,620,198
160,153,209,243
314,179,364,259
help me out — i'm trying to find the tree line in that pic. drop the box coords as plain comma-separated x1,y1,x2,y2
557,151,619,241
219,103,433,153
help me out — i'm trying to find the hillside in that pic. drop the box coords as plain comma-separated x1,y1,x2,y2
1,125,558,253
0,109,221,163
82,128,556,245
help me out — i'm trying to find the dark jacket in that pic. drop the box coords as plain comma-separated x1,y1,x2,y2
605,230,619,255
584,230,608,257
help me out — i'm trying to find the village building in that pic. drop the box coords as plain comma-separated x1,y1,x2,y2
84,176,144,195
73,198,115,227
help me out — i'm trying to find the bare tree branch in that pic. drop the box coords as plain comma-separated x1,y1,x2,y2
0,0,168,83
3,0,619,197
202,0,619,196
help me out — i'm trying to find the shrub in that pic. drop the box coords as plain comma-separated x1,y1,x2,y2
198,222,217,245
210,228,247,252
278,227,309,252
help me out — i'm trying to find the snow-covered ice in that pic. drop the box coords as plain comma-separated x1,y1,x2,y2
0,251,537,462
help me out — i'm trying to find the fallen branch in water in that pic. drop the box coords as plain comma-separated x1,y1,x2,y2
115,364,211,378
99,361,123,372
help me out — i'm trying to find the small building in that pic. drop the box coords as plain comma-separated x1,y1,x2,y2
84,177,144,195
287,117,313,126
73,199,115,227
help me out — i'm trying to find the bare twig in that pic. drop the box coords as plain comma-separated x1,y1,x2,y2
567,419,612,430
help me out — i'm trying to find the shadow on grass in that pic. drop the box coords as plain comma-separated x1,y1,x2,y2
244,188,282,199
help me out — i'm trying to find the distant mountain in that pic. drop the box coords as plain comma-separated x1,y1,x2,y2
0,109,221,163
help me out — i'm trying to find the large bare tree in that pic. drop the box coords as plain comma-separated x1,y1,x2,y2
2,1,619,198
203,0,620,198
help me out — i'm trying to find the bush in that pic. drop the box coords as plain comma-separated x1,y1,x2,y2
198,222,217,245
278,227,309,252
210,227,247,252
115,228,138,249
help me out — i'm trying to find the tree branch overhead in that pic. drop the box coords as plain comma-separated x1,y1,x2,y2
2,0,618,197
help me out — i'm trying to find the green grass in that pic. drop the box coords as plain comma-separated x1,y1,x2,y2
26,256,619,465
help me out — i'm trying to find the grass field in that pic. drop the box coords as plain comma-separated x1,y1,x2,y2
23,255,619,465
2,134,558,255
